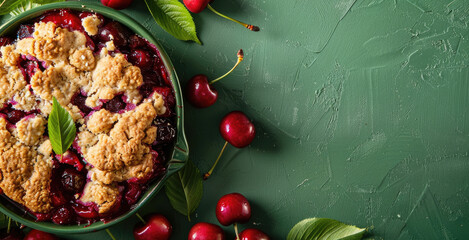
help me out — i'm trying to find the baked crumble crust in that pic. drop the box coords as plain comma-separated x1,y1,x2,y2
16,115,47,146
82,15,102,36
0,61,27,107
78,101,163,188
0,17,170,215
0,118,53,213
79,180,119,214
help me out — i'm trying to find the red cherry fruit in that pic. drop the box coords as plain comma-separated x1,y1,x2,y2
186,50,243,108
239,229,270,240
186,74,218,108
183,0,210,13
134,214,172,240
216,193,251,226
24,229,58,240
188,222,225,240
220,111,255,148
101,0,133,10
203,111,255,180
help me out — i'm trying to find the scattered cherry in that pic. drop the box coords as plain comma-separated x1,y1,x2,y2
133,213,172,240
216,193,251,240
204,111,255,179
188,222,225,240
216,193,251,226
239,229,270,240
101,0,133,10
220,111,255,148
186,50,244,108
183,1,259,31
24,229,58,240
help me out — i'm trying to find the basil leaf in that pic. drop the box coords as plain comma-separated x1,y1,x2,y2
287,218,366,240
48,97,76,155
144,0,201,44
9,0,64,16
164,159,203,221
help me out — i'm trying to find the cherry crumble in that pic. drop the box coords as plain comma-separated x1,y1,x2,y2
0,9,177,225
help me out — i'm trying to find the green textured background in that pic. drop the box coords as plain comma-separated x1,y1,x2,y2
3,0,469,239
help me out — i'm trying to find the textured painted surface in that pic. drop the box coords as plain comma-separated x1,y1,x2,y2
2,0,469,239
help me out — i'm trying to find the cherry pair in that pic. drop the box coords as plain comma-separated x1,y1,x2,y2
189,193,269,240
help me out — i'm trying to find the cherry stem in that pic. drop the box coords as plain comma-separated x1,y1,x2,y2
136,213,146,224
207,4,260,32
209,49,244,85
106,228,117,240
234,223,240,240
203,141,229,180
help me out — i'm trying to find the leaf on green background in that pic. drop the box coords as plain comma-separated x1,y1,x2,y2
48,97,76,155
165,159,203,221
144,0,201,44
0,0,64,16
287,218,366,240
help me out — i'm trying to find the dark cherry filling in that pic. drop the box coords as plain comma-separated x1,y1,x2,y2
103,94,127,113
71,93,93,116
0,9,176,226
0,105,39,125
17,24,34,39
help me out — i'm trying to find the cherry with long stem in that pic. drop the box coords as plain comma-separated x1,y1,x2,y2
186,49,244,108
207,4,259,31
203,111,255,180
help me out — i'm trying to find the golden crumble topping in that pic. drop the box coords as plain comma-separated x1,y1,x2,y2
0,19,170,215
82,15,101,36
16,115,47,146
0,118,53,213
80,180,119,214
77,102,164,194
0,62,27,106
85,54,143,107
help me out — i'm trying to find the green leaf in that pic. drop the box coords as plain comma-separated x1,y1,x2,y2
0,0,25,15
0,212,8,229
287,218,366,240
164,159,203,221
144,0,201,44
0,0,64,16
48,97,76,155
